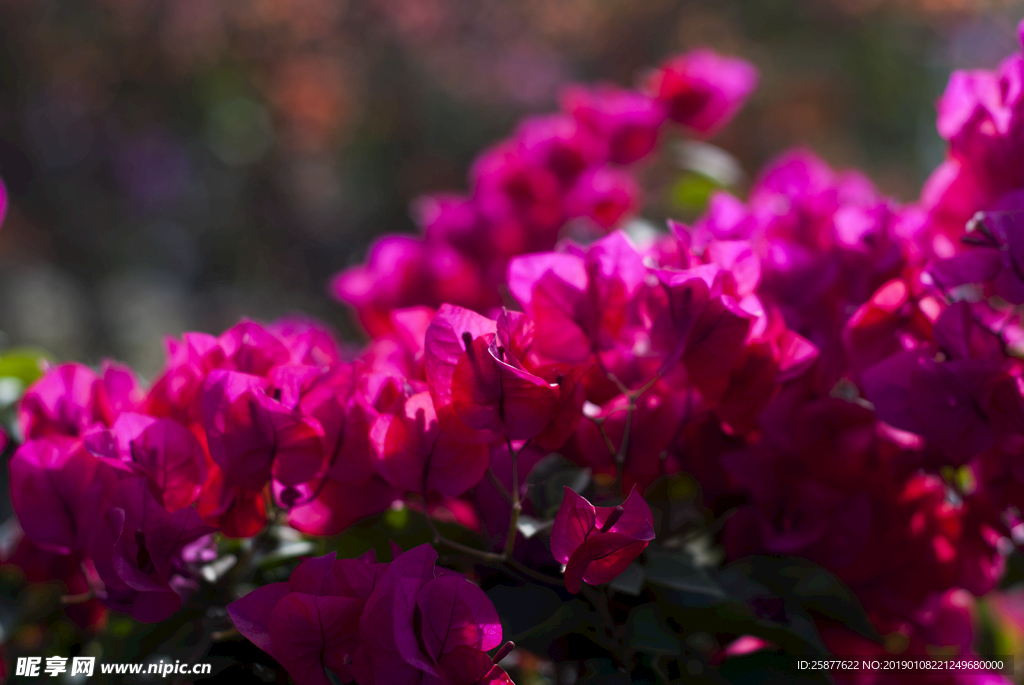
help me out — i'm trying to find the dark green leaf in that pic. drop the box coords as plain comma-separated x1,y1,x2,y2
626,604,680,656
609,562,645,596
728,556,880,643
526,454,591,519
644,548,728,605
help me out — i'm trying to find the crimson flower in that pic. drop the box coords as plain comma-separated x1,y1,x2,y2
551,486,655,594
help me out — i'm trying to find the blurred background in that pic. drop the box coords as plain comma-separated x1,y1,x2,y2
0,0,1021,378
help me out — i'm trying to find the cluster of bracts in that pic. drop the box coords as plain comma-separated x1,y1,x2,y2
5,23,1024,685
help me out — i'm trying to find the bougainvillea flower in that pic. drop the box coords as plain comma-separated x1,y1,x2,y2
376,391,490,497
862,350,1024,464
228,550,387,685
508,231,646,365
268,317,343,367
19,362,141,440
842,278,937,377
923,23,1024,238
90,477,213,623
84,412,208,511
425,304,501,442
330,235,434,337
201,369,326,491
144,331,221,422
514,114,605,188
561,84,667,165
448,308,585,446
645,49,758,135
551,486,655,593
564,166,640,230
9,436,133,553
195,467,267,539
929,196,1024,304
351,544,507,685
471,140,566,238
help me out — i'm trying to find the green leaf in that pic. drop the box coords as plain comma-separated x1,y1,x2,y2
500,596,596,655
728,556,881,643
644,548,729,605
626,604,680,656
0,348,55,386
670,172,721,214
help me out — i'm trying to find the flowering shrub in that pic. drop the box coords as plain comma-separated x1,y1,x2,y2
4,25,1024,685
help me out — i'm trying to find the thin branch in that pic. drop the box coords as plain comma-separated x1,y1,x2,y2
486,467,513,504
503,438,522,559
505,557,566,587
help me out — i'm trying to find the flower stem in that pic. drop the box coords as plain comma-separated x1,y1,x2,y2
503,438,521,559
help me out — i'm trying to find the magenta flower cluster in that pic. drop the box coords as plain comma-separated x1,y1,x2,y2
6,26,1024,684
330,49,756,337
228,544,514,685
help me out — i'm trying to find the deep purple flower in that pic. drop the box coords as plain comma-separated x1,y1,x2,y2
861,348,1024,465
228,549,385,685
551,486,655,594
90,477,213,623
929,193,1024,304
230,545,512,685
9,436,133,554
351,544,508,685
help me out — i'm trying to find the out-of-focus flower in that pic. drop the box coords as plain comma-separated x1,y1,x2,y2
90,477,213,623
644,48,759,136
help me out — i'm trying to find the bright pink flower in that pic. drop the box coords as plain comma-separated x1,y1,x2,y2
645,49,758,135
508,231,647,365
268,317,344,367
449,308,585,445
19,362,141,440
551,486,655,593
282,365,401,535
376,391,490,498
425,303,501,442
561,84,667,164
198,369,326,535
9,437,132,554
564,166,640,230
471,140,566,239
514,114,605,188
923,22,1024,240
331,235,487,337
90,477,213,623
83,412,208,511
201,369,326,492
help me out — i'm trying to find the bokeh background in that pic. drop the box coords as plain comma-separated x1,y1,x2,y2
0,0,1021,378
